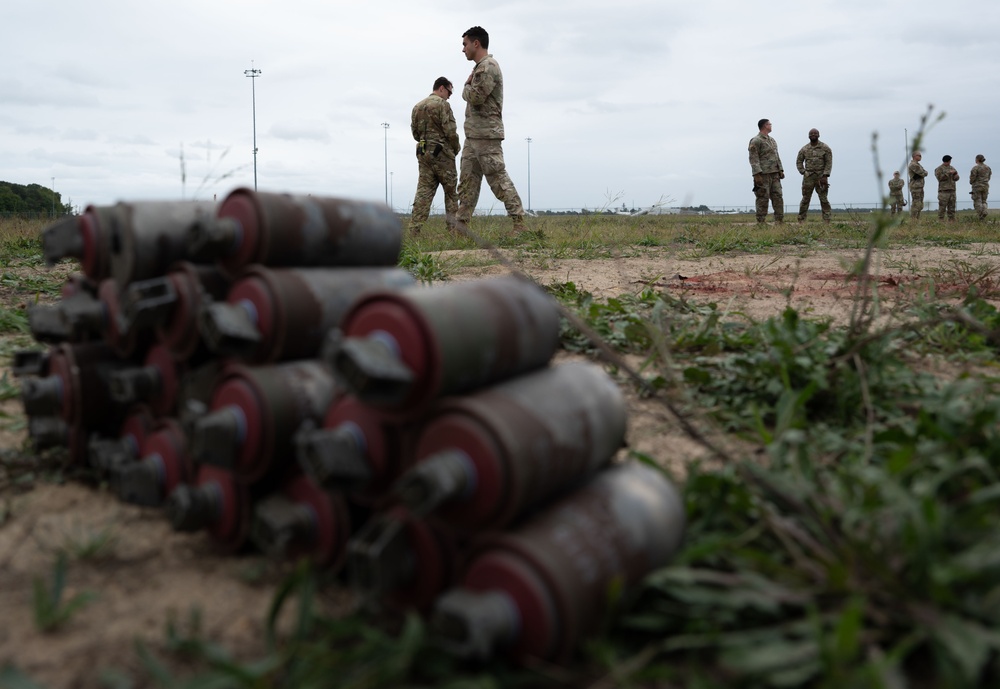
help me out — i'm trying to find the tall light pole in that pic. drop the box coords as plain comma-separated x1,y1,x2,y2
381,122,390,205
524,137,532,211
245,61,262,190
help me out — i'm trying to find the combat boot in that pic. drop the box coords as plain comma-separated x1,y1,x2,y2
512,215,528,233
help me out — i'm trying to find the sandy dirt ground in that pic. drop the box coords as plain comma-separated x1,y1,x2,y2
2,243,998,687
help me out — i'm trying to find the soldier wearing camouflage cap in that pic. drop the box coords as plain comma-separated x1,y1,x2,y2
795,128,833,223
888,172,906,216
748,118,784,224
455,26,527,233
409,77,461,235
908,151,928,221
935,155,960,222
970,154,992,221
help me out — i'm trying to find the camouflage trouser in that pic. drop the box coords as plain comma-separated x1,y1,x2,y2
890,194,905,215
798,173,831,221
754,172,783,222
972,185,990,220
457,138,525,223
938,190,957,220
409,147,458,231
910,188,924,219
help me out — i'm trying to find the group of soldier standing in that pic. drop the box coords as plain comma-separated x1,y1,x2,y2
407,26,527,236
897,151,992,222
749,118,992,224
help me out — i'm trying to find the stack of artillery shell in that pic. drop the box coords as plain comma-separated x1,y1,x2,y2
19,188,687,665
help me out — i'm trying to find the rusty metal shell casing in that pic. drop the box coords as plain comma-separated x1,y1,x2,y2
330,276,561,416
122,263,232,361
188,189,402,275
347,506,461,613
250,472,352,569
189,360,340,484
199,266,415,364
88,403,157,475
296,395,419,499
20,342,132,431
107,200,217,286
395,362,627,532
41,205,115,280
108,344,184,417
166,465,251,553
430,462,686,663
111,418,193,507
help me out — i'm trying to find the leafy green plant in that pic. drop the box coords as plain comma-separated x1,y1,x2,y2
33,551,96,632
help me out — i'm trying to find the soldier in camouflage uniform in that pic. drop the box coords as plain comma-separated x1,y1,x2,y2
935,155,960,222
888,171,906,215
748,118,784,224
795,128,833,223
456,26,527,233
970,154,992,220
408,77,461,235
908,151,928,221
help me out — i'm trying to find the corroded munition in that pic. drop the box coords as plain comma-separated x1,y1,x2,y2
187,189,402,275
199,266,415,364
106,200,217,285
295,395,419,499
347,506,461,613
111,418,192,507
20,342,132,430
394,362,627,532
328,276,561,415
250,472,352,569
108,345,187,417
88,404,157,474
189,360,340,483
121,262,231,361
166,465,251,553
41,206,115,280
430,462,686,662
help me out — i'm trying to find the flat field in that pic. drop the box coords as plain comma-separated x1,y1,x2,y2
3,211,1000,687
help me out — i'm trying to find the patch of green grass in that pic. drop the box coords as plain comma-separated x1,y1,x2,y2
33,552,97,633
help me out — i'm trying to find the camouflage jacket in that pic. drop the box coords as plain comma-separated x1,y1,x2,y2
888,177,905,196
748,133,783,175
908,160,928,189
410,93,460,158
462,54,505,140
795,141,833,176
935,164,959,191
970,163,992,188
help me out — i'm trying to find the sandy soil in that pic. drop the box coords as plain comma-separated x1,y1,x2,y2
2,243,998,687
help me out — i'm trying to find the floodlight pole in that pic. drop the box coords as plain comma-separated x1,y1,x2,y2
381,122,390,205
525,137,532,211
245,62,262,191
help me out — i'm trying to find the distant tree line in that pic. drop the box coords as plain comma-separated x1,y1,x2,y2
0,181,73,215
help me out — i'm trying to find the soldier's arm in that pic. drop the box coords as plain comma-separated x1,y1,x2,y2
823,146,832,177
444,105,460,154
795,148,806,175
411,106,420,142
748,140,762,175
463,65,497,105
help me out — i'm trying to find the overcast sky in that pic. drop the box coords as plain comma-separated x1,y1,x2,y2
5,0,996,214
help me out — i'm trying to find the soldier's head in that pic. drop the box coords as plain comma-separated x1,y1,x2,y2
893,171,900,178
808,128,820,143
977,154,986,163
758,119,771,134
942,155,952,164
912,151,922,161
462,27,489,61
433,77,454,99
